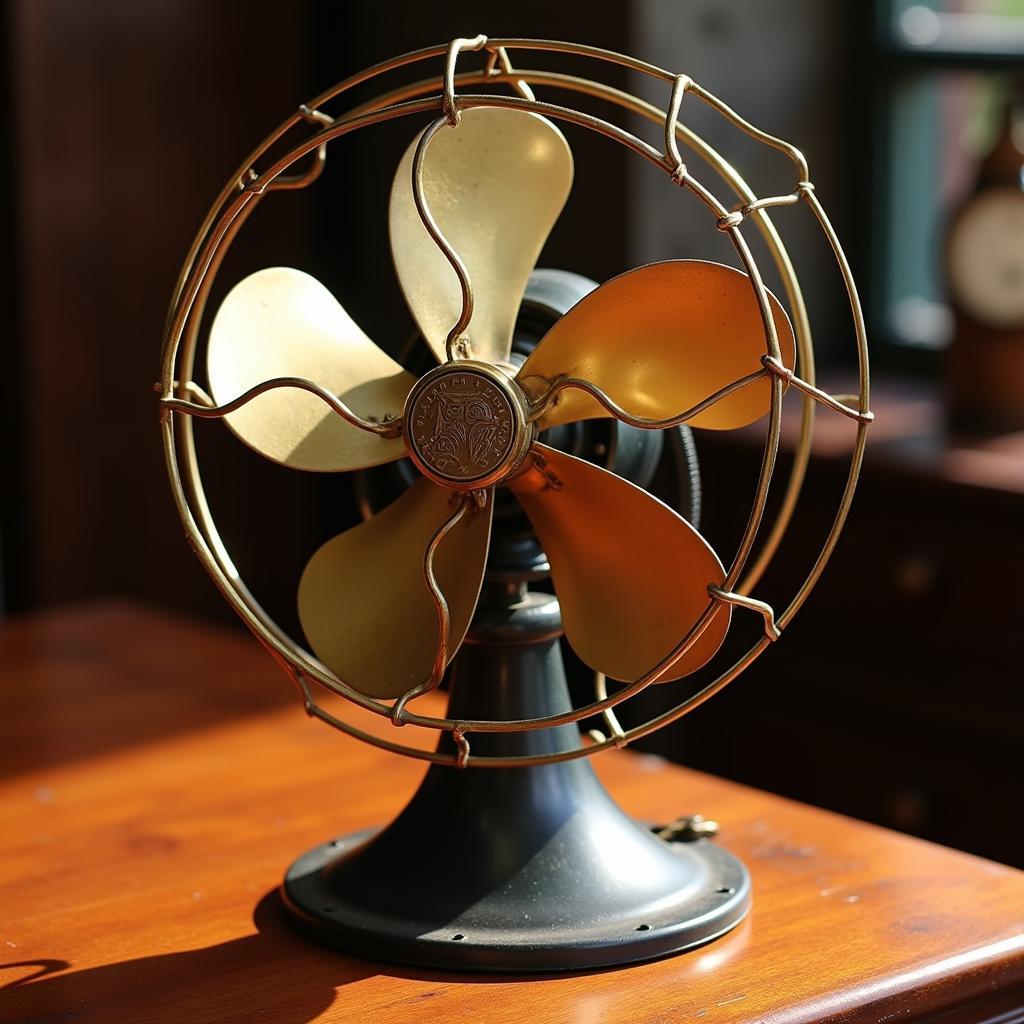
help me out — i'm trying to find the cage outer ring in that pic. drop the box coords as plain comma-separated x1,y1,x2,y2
159,38,869,768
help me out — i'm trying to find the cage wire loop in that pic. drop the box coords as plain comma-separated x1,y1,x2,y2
663,73,692,183
590,672,628,749
761,354,875,424
708,586,781,643
443,35,488,126
717,177,816,233
159,37,871,768
452,729,472,769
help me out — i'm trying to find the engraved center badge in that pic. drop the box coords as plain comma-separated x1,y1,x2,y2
407,369,518,486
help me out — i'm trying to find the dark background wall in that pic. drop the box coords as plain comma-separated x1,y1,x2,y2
0,1,636,624
1,0,857,626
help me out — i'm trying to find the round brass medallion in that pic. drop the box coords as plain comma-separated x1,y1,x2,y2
406,368,520,486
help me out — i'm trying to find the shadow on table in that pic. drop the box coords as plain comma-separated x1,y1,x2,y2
1,891,371,1023
1,889,567,1023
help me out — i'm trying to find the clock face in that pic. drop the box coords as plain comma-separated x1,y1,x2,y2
947,186,1024,329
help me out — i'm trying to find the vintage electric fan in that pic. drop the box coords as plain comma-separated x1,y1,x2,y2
159,37,872,971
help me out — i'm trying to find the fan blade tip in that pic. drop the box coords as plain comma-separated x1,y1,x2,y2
518,258,798,432
297,480,494,701
389,106,573,364
512,447,732,687
206,265,414,472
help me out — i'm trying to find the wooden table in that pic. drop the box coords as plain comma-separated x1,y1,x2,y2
2,603,1023,1023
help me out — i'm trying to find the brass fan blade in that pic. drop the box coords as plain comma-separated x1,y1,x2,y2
509,444,730,683
516,260,796,432
207,267,414,472
389,107,574,365
297,478,493,700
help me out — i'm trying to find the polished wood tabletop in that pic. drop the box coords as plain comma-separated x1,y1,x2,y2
2,602,1023,1023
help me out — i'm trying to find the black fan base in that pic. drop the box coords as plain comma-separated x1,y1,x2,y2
281,589,750,972
283,826,748,972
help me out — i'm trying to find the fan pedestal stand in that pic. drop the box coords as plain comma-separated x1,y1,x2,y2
282,582,750,972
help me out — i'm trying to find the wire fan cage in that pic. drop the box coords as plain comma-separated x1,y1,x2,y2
158,36,873,769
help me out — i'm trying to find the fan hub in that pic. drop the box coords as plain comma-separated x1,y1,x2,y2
404,361,534,490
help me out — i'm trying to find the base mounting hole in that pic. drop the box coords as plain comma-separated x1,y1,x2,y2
452,933,465,941
716,887,735,895
635,923,651,932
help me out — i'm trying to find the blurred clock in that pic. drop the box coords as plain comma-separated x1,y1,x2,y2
947,186,1024,330
946,87,1024,433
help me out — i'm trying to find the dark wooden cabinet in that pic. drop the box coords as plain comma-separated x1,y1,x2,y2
641,381,1024,867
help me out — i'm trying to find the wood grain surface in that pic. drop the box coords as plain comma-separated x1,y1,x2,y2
1,602,1023,1023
